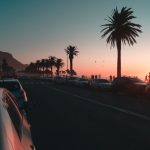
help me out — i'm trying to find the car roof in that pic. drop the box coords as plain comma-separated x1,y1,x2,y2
79,78,88,80
68,77,78,79
95,78,108,81
113,77,144,82
0,78,19,82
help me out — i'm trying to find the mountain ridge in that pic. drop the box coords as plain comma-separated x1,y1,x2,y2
0,51,26,71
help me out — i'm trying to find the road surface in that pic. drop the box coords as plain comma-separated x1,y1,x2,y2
22,80,150,150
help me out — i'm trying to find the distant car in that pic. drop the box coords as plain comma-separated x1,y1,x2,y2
66,77,79,85
112,77,146,95
39,77,54,83
90,79,111,90
0,88,35,150
74,78,89,87
0,79,28,108
44,77,54,82
53,76,66,84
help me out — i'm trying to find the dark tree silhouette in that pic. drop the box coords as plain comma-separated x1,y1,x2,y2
25,56,65,77
65,69,77,76
45,59,50,77
25,62,37,73
35,60,41,72
101,7,142,77
65,45,79,76
41,59,46,76
49,56,56,77
55,58,64,76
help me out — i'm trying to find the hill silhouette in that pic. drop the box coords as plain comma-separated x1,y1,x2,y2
0,51,25,71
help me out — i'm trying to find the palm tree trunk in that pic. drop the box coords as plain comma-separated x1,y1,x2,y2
43,67,45,77
46,67,48,77
70,58,73,76
117,40,121,77
50,66,53,77
57,67,60,76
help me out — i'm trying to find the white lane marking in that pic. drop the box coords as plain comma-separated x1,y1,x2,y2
48,86,150,121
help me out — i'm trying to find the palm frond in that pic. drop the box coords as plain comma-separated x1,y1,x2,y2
101,7,142,47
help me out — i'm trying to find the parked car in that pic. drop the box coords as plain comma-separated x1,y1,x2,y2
45,77,54,82
39,77,54,83
74,78,89,87
90,79,111,90
66,77,79,85
112,77,146,95
0,88,35,150
0,79,28,108
53,76,66,84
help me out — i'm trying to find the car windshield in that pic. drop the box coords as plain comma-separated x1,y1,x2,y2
0,81,21,91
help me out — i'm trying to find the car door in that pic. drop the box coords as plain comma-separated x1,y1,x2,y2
1,90,24,150
6,91,35,150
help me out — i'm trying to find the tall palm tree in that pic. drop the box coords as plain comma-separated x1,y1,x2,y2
49,56,56,77
65,45,79,76
55,58,64,76
101,7,142,77
35,60,41,72
41,59,46,76
45,59,50,77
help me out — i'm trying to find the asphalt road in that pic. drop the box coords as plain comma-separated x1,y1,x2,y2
22,80,150,150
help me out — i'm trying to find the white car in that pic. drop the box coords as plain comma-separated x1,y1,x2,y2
90,79,111,90
74,78,89,87
0,88,35,150
0,79,28,107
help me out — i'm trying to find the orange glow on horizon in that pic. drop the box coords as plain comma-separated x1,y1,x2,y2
75,64,148,80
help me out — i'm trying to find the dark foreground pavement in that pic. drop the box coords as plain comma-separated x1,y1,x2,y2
23,80,150,150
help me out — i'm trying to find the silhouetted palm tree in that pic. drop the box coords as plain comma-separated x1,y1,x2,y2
61,70,66,76
49,56,56,77
101,7,142,77
25,62,37,73
35,60,41,72
45,59,50,77
65,45,79,76
41,59,46,76
55,58,64,76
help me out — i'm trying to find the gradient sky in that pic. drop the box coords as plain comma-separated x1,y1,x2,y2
0,0,150,79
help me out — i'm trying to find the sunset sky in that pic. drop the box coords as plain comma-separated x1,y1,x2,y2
0,0,150,79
